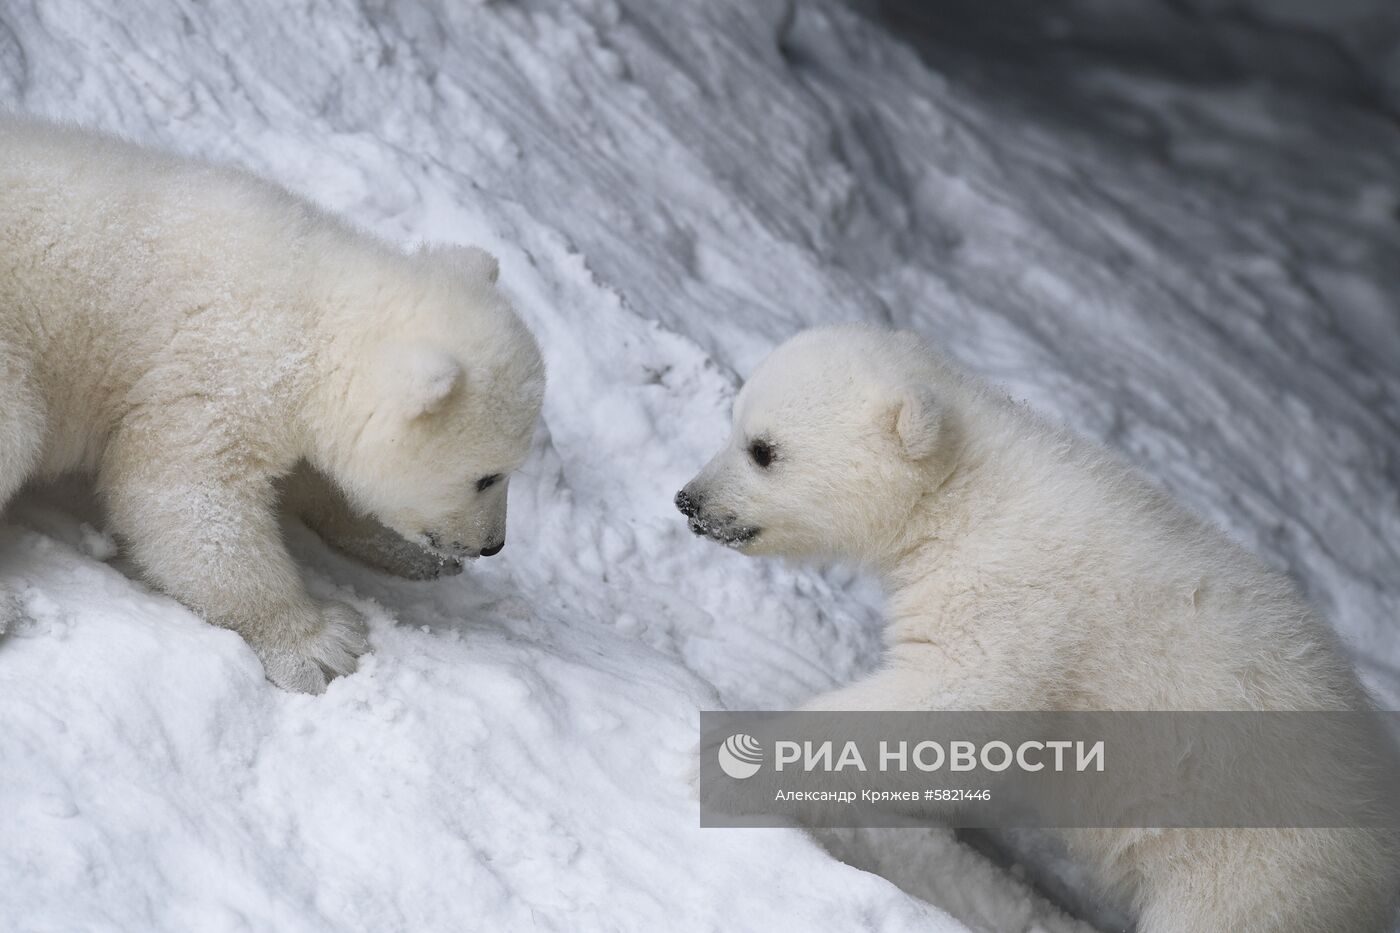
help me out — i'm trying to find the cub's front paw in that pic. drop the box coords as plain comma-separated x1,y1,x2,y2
253,602,370,695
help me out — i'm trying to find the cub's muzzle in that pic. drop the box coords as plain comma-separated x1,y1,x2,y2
674,488,702,518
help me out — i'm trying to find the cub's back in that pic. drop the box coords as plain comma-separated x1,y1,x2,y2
984,398,1368,712
0,117,325,471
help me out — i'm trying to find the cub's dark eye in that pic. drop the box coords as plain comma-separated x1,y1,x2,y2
476,474,502,492
748,439,775,469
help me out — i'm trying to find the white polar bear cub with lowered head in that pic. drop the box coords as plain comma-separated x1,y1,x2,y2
677,325,1398,933
0,117,544,693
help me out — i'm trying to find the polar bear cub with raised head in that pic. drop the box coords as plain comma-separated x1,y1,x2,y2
676,325,1397,932
0,117,545,693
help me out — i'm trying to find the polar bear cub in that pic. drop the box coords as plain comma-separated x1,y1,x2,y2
0,117,545,693
677,325,1397,932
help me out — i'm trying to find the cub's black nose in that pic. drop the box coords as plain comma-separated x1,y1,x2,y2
675,489,700,518
481,540,504,557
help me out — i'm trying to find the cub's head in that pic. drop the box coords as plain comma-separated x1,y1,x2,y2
675,326,959,565
321,246,545,562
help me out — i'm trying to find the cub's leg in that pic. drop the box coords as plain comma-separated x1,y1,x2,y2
101,414,367,693
279,462,463,580
0,354,45,632
0,351,44,510
1134,828,1397,933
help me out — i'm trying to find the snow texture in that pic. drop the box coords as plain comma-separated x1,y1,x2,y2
1,1,1397,931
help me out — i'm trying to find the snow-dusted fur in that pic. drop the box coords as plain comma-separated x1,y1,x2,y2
677,325,1399,932
0,117,545,693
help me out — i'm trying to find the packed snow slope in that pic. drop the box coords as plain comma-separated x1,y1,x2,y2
2,1,1398,931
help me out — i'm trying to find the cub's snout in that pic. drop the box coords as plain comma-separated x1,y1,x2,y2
674,488,702,519
674,485,760,548
674,486,708,538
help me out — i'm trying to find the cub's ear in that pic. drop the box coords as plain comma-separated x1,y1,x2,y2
457,245,500,285
378,340,462,418
892,385,943,460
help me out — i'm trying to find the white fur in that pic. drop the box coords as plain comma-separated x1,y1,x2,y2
0,117,545,693
679,324,1398,932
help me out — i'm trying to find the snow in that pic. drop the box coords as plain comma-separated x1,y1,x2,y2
2,1,1398,930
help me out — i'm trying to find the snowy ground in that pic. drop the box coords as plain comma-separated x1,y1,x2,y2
2,1,1398,931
